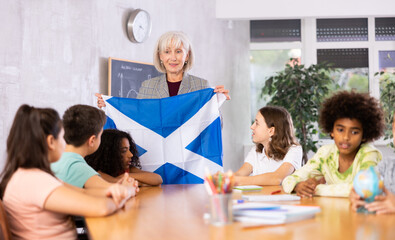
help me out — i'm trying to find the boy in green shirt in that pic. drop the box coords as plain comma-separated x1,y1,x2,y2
51,104,138,193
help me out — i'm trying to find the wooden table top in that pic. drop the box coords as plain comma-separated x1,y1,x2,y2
85,184,395,240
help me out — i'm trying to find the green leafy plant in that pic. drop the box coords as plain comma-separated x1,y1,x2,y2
261,58,336,164
377,71,395,148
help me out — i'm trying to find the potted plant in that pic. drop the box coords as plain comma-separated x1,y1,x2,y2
261,58,335,164
377,71,395,148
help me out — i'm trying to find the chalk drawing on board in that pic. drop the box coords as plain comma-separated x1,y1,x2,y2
108,57,161,98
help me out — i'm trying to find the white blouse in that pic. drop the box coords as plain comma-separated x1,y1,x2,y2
244,145,303,176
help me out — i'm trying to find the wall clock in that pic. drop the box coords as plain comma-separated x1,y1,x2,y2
127,9,152,43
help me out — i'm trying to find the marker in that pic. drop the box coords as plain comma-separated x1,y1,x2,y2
271,190,281,195
233,199,245,204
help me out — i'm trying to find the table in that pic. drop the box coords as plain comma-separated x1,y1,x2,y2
85,184,395,240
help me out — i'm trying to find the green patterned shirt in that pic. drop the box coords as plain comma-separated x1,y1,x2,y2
282,143,382,197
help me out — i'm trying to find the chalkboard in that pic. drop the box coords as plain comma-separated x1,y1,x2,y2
108,57,161,98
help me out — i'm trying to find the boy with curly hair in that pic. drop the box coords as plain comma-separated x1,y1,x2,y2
282,91,385,197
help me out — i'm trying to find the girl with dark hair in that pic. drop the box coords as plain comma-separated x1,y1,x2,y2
0,105,133,239
85,129,163,186
234,106,303,186
283,91,385,198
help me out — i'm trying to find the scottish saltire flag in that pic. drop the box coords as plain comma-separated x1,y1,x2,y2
101,88,226,184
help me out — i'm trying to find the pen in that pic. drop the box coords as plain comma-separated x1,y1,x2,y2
271,190,281,195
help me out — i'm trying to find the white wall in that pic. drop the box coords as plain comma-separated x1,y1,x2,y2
0,0,251,172
216,0,395,19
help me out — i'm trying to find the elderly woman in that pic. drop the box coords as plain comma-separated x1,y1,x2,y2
96,31,229,105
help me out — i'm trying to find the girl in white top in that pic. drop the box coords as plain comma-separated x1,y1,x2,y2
234,106,303,186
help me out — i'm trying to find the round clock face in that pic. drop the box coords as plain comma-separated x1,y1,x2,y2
127,9,151,43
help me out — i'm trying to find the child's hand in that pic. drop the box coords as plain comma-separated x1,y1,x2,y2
106,184,132,208
294,181,315,198
118,173,140,195
118,172,134,185
365,188,395,214
349,188,366,211
294,177,325,198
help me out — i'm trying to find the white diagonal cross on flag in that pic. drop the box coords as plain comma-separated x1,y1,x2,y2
102,90,225,182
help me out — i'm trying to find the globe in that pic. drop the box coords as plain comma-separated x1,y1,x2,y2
353,166,383,203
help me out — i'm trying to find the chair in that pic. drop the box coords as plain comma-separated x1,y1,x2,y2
73,216,90,240
0,200,12,240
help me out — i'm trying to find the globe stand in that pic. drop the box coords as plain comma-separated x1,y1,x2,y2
356,198,376,214
356,206,375,214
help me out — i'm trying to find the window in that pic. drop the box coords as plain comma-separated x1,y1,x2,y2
250,17,395,144
250,49,301,120
317,18,368,42
250,20,301,121
317,48,369,93
375,18,395,41
379,50,395,72
250,20,301,42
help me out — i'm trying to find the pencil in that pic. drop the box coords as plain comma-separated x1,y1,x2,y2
271,190,281,195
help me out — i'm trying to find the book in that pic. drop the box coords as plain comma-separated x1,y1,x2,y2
233,202,320,226
233,185,263,191
242,194,301,202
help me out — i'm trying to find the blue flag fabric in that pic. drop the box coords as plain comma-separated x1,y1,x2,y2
102,88,225,184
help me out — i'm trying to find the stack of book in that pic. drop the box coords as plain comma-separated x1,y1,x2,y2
233,202,320,227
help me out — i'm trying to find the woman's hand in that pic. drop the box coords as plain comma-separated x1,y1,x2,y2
214,85,230,100
95,93,106,108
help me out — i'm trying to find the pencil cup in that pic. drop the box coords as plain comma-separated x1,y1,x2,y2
209,193,233,226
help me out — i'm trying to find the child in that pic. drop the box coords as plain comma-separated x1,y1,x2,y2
283,91,385,197
85,129,163,186
350,112,395,214
0,105,134,239
234,106,303,185
50,104,139,191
